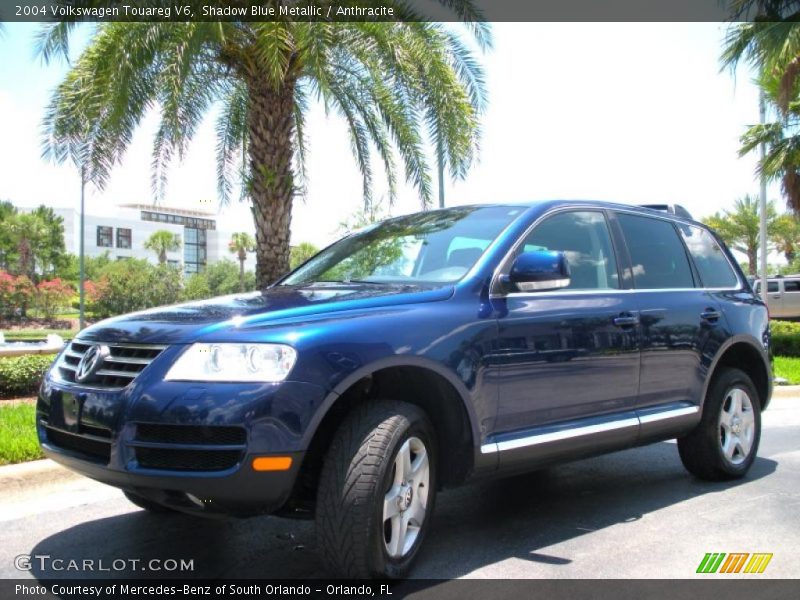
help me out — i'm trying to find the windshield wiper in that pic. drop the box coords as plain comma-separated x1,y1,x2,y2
310,279,387,285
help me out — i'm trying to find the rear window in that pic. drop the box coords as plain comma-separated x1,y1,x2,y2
754,281,780,293
677,224,739,289
617,213,694,289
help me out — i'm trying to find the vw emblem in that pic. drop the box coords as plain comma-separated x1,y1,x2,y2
75,345,110,383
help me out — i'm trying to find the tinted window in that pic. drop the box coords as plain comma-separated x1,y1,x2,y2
617,214,694,289
784,280,800,292
521,211,619,290
677,224,738,288
754,280,780,294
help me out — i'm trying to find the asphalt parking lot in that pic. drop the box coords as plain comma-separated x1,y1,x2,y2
1,395,798,581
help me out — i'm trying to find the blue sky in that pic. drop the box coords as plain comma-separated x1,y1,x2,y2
0,22,782,248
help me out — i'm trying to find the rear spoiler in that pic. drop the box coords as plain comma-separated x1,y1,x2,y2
638,204,693,220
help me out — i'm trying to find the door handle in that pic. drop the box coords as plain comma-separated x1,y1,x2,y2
700,309,721,323
771,294,781,299
613,314,639,328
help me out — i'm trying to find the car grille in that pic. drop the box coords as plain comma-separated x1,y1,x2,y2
57,341,166,390
43,424,112,463
134,448,243,472
135,424,247,446
131,423,247,472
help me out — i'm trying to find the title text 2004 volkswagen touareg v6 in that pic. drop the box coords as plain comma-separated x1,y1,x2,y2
38,201,771,578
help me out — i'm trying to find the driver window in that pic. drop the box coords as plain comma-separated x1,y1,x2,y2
521,211,620,290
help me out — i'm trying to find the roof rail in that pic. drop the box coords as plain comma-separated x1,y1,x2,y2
638,204,693,220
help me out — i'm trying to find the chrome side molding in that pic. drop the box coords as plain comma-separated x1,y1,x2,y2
481,404,699,454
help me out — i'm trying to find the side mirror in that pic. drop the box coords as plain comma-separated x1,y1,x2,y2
504,250,571,292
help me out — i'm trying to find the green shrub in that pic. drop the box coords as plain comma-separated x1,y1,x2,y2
772,334,800,357
770,320,800,336
770,320,800,357
89,260,183,318
205,259,254,296
0,354,57,398
184,273,211,300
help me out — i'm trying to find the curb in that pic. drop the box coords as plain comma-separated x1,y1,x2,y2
772,384,800,398
0,458,80,492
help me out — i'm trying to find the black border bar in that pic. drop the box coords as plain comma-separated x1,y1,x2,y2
0,0,793,24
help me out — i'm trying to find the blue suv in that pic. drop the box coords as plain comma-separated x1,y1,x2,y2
37,201,771,578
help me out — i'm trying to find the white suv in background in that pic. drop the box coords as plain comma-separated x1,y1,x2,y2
754,276,800,319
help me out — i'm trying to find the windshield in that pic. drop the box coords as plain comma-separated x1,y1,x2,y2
281,205,523,286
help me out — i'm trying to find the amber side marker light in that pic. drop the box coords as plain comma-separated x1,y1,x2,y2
252,456,293,471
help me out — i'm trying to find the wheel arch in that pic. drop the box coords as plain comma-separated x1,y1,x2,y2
289,356,481,511
703,336,771,412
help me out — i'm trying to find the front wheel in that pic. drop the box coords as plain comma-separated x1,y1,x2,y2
315,400,437,578
678,368,761,480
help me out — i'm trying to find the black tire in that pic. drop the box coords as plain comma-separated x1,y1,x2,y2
678,368,761,481
315,400,437,579
123,490,177,514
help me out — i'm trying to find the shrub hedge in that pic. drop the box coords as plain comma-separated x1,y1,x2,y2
771,320,800,357
0,354,57,398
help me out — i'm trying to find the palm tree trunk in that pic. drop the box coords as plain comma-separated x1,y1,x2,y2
748,248,757,277
239,257,245,292
247,76,296,288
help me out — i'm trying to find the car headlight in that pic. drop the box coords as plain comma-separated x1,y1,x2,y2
165,343,297,382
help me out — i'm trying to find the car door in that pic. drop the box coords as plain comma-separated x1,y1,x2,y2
487,209,641,469
781,279,800,318
615,214,729,435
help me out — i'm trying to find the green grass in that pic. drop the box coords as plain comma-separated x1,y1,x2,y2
0,403,43,465
774,356,800,385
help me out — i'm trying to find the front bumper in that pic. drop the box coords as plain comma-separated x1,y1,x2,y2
41,443,304,516
37,365,328,516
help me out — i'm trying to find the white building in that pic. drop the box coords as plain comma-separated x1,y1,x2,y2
54,204,256,275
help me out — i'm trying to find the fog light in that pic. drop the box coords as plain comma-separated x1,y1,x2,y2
252,456,293,471
185,493,205,508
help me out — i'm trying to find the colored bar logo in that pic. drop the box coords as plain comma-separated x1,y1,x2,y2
696,553,772,574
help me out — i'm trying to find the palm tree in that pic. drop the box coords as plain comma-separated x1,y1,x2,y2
228,232,256,292
772,212,800,263
722,3,800,211
704,195,779,276
289,242,320,270
12,213,48,280
40,7,490,287
144,230,181,265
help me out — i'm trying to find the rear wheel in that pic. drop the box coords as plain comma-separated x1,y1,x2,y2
315,400,437,578
678,368,761,480
123,490,177,514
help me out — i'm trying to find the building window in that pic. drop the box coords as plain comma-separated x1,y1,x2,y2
97,226,113,247
116,228,132,249
183,227,207,274
141,210,216,230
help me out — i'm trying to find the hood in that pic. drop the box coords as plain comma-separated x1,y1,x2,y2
78,283,454,344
